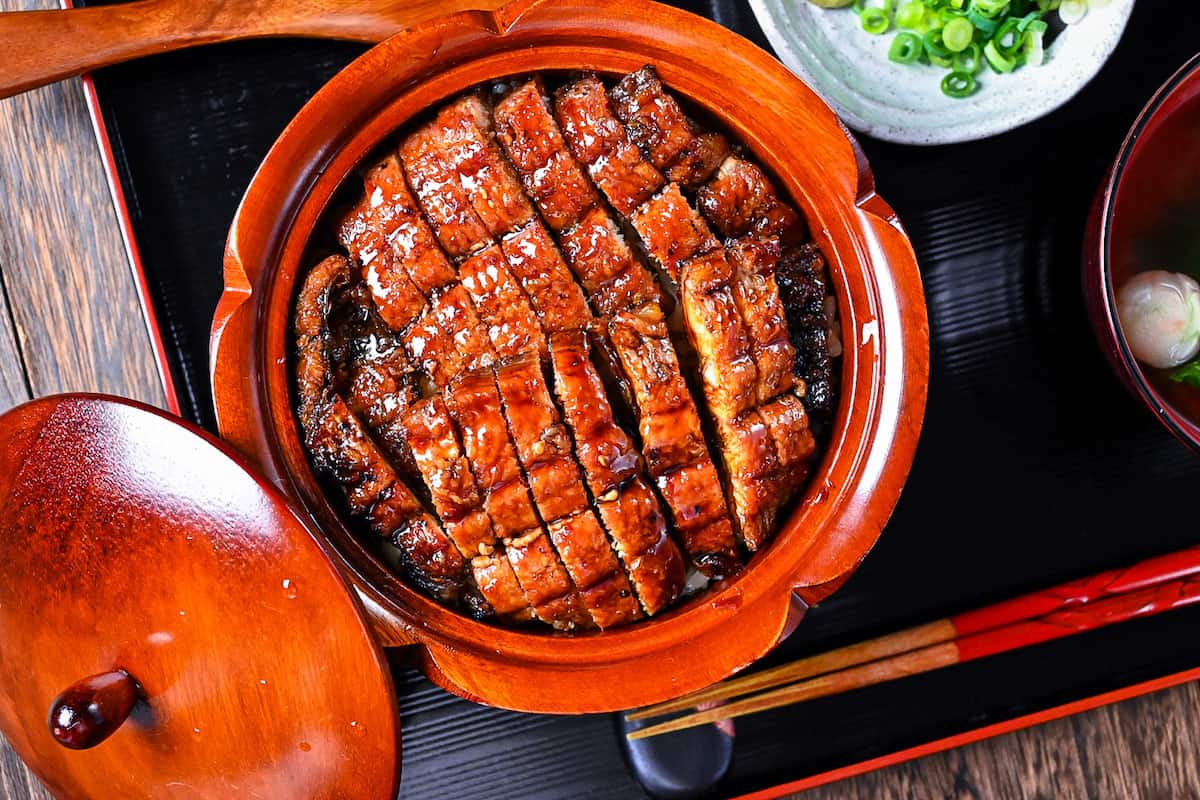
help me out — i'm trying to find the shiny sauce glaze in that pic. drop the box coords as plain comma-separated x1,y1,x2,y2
293,67,839,630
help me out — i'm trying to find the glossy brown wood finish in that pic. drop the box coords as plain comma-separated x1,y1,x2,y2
48,670,140,750
211,0,929,712
0,0,533,100
0,395,400,799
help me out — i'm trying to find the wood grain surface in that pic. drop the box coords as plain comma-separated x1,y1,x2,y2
0,2,1196,797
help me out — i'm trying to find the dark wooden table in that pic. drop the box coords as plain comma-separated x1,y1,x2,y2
1,3,1198,796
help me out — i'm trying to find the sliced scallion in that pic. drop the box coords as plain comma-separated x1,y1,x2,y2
941,70,978,97
942,16,974,51
889,32,925,63
983,38,1017,72
861,6,891,32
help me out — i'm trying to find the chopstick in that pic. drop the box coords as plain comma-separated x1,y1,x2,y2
626,546,1200,740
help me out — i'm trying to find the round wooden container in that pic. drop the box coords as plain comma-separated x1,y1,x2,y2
211,0,929,712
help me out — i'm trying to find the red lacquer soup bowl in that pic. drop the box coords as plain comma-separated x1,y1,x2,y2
210,0,929,712
1085,52,1200,453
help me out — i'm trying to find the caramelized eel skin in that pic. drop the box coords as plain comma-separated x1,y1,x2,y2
293,67,840,625
294,255,469,604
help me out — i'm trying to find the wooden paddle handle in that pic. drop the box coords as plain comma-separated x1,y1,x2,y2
0,0,529,100
47,670,140,750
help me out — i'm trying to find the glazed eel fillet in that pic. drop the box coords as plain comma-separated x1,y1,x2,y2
495,76,741,578
446,370,592,630
699,154,836,422
402,395,531,621
549,331,687,614
496,356,643,628
608,66,730,190
294,255,468,603
338,154,494,386
557,72,819,550
400,97,590,350
634,186,818,550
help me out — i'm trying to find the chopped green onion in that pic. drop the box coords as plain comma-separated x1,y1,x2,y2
953,41,984,73
966,7,1001,33
814,0,1063,100
893,0,925,27
1023,27,1045,65
941,70,978,97
971,0,1009,18
861,6,891,32
889,32,925,62
992,17,1024,56
942,16,974,50
983,38,1017,71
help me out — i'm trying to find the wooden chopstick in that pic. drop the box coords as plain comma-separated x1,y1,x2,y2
627,548,1200,740
625,620,955,721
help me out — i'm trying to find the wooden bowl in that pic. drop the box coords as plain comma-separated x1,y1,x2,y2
1084,52,1200,453
211,0,929,712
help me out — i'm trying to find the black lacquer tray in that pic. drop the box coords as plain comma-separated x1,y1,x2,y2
76,0,1200,796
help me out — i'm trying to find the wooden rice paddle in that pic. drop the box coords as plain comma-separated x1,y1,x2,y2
627,547,1200,740
0,0,535,100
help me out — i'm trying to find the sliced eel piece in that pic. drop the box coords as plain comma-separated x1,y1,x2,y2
776,243,836,425
500,220,593,333
549,331,687,613
678,248,759,421
631,184,758,420
559,207,662,318
715,410,780,552
402,94,533,259
696,155,806,243
606,303,741,578
306,395,468,602
427,284,498,376
336,195,427,334
724,392,819,551
724,237,798,403
437,92,536,238
445,370,591,629
342,284,420,479
458,243,545,360
293,257,467,602
403,396,531,619
400,122,493,260
554,74,666,216
493,77,601,232
495,356,641,628
294,255,351,430
756,392,818,496
610,66,730,188
360,154,458,301
629,183,718,284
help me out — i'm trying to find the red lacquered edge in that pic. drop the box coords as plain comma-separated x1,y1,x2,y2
70,0,181,417
733,664,1200,800
211,0,926,711
1084,52,1200,453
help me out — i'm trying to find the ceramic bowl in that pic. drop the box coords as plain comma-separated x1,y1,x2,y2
210,0,930,712
750,0,1136,144
1084,52,1200,452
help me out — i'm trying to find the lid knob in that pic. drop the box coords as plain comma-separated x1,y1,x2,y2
48,670,139,750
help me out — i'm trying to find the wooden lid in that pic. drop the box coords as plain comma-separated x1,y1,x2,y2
0,395,400,798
